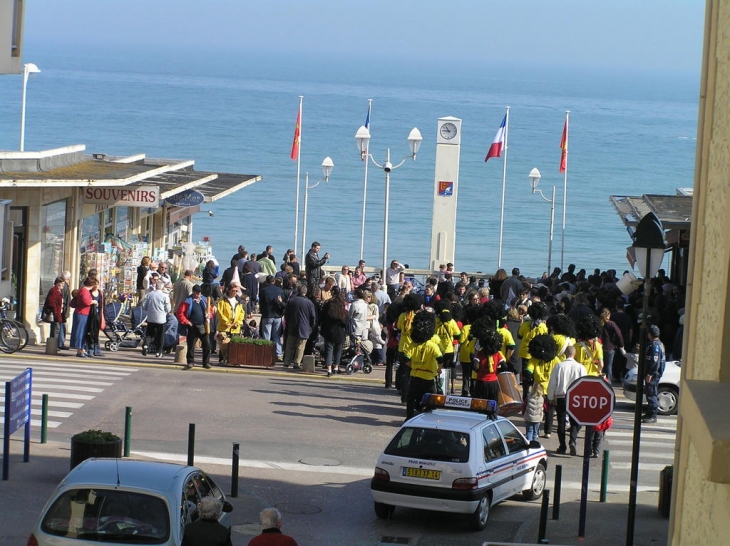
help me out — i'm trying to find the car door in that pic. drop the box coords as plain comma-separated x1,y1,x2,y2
480,422,512,502
495,419,533,496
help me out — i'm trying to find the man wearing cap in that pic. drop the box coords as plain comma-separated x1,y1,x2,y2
176,285,211,369
642,324,666,423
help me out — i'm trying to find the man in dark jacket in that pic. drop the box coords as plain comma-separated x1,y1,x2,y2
248,508,298,546
304,241,329,293
259,276,286,360
176,285,211,369
283,284,317,370
181,496,232,546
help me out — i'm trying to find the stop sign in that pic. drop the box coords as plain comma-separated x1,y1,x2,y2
566,376,615,426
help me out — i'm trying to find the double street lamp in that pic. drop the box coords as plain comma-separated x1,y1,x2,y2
355,126,422,277
300,156,334,259
528,167,557,275
625,211,666,546
20,63,41,152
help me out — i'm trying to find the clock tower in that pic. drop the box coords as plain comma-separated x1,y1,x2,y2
429,116,462,271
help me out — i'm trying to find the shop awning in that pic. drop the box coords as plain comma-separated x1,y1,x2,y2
610,193,693,232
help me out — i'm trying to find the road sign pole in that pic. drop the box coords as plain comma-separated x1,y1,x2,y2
578,425,594,537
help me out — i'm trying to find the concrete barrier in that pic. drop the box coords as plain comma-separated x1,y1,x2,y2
302,354,315,373
174,344,187,364
45,337,58,355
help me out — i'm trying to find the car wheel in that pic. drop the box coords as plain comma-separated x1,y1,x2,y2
374,501,394,519
523,462,547,500
657,385,679,416
469,492,491,531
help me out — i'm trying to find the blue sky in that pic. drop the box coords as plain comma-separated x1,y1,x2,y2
25,0,705,74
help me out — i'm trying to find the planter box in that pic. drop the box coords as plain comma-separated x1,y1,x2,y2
658,468,672,517
228,342,276,368
70,437,122,470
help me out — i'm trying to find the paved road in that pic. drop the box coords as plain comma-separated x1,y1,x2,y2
0,351,673,545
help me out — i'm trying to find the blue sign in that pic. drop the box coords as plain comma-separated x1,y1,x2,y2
7,369,31,435
165,190,205,207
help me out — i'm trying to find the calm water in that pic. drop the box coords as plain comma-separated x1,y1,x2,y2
0,46,699,277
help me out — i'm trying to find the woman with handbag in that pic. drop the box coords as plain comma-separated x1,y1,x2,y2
70,278,94,358
320,287,347,377
85,277,106,357
44,277,65,345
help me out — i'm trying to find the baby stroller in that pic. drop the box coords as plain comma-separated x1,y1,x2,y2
142,313,179,357
103,302,146,351
337,334,374,375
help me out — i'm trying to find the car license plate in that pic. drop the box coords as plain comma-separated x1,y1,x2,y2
403,467,441,480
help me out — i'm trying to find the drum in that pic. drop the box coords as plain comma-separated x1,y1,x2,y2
497,372,523,417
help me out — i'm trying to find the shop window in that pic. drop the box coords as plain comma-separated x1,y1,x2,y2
40,200,67,296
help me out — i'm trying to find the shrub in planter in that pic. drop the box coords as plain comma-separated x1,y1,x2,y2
228,337,276,367
70,429,122,469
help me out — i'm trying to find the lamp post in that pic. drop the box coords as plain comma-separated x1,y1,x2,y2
625,211,666,546
19,62,41,152
355,126,422,277
301,156,334,259
528,168,556,274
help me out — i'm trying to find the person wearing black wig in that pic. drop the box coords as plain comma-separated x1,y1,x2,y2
404,310,443,419
470,319,506,402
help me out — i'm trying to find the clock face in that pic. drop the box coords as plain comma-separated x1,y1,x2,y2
440,122,458,140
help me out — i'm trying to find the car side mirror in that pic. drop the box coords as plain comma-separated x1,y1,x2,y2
529,440,542,449
222,501,233,513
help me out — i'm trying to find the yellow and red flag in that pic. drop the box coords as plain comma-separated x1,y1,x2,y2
291,107,301,160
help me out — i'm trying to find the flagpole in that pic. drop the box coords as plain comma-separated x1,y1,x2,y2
294,96,303,257
560,110,569,272
359,99,372,261
497,106,510,269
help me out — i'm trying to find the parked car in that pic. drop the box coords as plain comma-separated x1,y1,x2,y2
623,359,681,415
27,458,232,546
370,394,548,531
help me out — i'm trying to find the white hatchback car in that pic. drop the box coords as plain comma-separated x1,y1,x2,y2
371,394,548,530
623,360,681,415
27,458,232,546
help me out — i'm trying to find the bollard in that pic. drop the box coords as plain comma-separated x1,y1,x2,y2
175,344,187,364
600,450,610,502
124,406,132,457
231,442,239,498
302,354,315,373
187,423,195,466
41,394,49,444
537,488,550,544
45,337,58,355
552,464,562,520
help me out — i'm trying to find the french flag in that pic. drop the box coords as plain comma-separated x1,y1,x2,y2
485,114,507,162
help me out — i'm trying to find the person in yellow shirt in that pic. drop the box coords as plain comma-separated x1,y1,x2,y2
518,302,549,400
575,315,604,376
405,310,443,419
458,305,482,396
396,294,423,404
526,334,560,438
435,306,461,394
216,281,246,365
546,314,577,361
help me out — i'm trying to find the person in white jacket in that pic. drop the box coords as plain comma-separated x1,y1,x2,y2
141,281,171,357
547,345,586,455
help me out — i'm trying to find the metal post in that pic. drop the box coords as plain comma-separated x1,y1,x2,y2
626,264,652,546
547,185,556,274
187,423,195,467
124,406,132,457
231,442,239,498
301,173,309,259
552,464,562,520
538,488,550,544
41,394,49,444
20,70,29,151
382,149,392,280
600,449,610,502
578,426,594,538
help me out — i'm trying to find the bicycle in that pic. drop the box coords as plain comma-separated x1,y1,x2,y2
0,298,29,354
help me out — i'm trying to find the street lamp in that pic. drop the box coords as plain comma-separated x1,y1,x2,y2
301,156,334,259
20,62,41,152
528,167,557,274
355,126,422,277
626,211,666,546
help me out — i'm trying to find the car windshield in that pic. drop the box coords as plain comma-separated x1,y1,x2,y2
41,488,170,544
384,427,470,462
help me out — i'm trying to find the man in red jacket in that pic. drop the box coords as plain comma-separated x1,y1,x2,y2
248,508,298,546
176,285,211,369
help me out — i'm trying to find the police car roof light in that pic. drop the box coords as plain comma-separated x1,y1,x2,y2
422,394,498,415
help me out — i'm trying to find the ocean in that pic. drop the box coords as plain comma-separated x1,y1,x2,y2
0,46,700,278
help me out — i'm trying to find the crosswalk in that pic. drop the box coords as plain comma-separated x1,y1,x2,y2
0,360,138,429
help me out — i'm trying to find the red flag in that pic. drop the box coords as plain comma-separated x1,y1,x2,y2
291,107,301,160
559,118,568,173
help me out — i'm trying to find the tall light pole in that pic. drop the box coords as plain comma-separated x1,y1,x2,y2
301,156,334,259
355,126,422,277
625,211,666,546
19,63,41,152
528,168,556,275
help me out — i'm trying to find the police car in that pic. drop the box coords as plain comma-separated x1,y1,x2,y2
371,394,548,530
